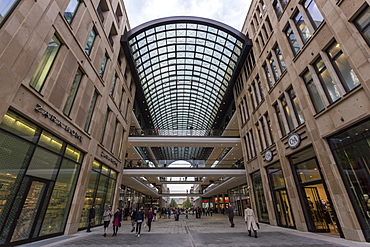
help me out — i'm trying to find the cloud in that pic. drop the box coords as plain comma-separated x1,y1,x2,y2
124,0,252,31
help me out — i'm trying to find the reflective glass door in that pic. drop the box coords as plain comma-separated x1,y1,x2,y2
274,190,295,228
10,179,48,243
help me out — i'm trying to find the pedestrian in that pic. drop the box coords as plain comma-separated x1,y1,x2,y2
86,204,95,232
245,205,258,238
103,205,113,237
227,205,235,227
135,206,145,237
112,207,122,236
153,207,157,221
130,207,137,232
146,207,154,232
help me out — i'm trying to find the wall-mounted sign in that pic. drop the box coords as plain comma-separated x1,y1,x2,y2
265,150,273,162
101,151,118,166
35,104,83,141
288,133,301,149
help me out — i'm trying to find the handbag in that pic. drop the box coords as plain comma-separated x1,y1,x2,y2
119,222,121,227
256,222,260,229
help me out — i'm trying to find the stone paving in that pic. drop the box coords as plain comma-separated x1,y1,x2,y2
20,214,370,247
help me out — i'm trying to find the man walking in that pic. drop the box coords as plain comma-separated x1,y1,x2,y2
86,204,95,232
227,205,235,227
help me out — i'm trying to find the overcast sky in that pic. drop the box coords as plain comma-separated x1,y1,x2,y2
123,0,252,31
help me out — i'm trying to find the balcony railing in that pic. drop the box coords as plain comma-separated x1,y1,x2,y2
124,159,245,169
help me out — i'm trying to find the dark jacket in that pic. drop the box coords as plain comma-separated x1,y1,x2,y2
88,207,96,219
137,210,144,221
227,207,234,217
131,210,137,221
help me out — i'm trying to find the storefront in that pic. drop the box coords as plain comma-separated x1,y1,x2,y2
328,120,370,241
290,147,341,236
229,184,250,216
266,162,295,228
0,111,83,245
251,171,269,223
79,160,117,228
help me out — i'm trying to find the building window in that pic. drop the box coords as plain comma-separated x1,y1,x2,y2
79,160,117,227
281,96,295,132
99,53,108,78
313,58,341,103
85,28,96,55
264,113,274,145
115,5,123,24
263,63,274,88
110,74,117,96
63,0,80,24
288,87,305,125
84,90,98,132
63,68,83,116
273,0,283,18
110,120,118,153
0,111,83,240
269,54,280,81
353,6,370,46
99,108,110,144
326,42,361,92
274,103,286,136
328,120,370,240
302,70,325,113
97,0,109,23
257,76,264,101
303,0,324,29
252,171,270,223
293,11,312,44
285,25,301,56
274,45,286,73
29,35,61,92
118,87,125,109
0,0,20,27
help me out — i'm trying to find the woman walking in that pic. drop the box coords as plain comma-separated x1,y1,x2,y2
146,207,154,232
135,206,145,237
245,205,258,238
112,208,122,236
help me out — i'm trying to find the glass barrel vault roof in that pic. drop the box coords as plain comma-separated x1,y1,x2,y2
122,16,251,132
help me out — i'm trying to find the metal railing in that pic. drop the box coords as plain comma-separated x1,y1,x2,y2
124,159,245,169
129,128,240,137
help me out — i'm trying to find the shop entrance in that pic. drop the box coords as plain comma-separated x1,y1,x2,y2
7,177,50,244
303,185,338,233
274,189,295,228
290,147,341,236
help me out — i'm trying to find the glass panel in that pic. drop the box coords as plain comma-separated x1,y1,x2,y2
40,159,79,235
38,131,63,154
295,158,321,183
26,147,60,180
289,88,305,125
302,70,325,113
0,111,38,142
0,130,35,226
64,0,80,24
314,58,340,103
286,26,300,56
304,0,324,29
29,35,61,92
252,171,269,223
79,170,99,228
294,12,312,43
328,121,370,239
99,54,108,77
0,0,19,25
84,90,98,132
327,43,360,91
275,46,286,72
63,68,83,116
11,181,47,242
281,96,294,131
85,29,96,55
96,175,107,224
274,190,295,228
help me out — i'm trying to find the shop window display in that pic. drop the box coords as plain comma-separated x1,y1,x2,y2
0,111,83,244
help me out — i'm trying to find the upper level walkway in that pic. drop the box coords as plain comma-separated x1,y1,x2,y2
122,168,246,177
20,214,368,247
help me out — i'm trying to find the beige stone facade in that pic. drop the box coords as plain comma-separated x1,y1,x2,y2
235,0,370,242
0,0,134,243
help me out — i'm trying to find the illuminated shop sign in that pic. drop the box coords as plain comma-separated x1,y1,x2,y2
35,104,83,141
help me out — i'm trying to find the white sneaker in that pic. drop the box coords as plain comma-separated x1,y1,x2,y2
135,232,138,235
138,234,140,237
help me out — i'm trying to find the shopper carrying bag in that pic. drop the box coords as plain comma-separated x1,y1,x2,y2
244,205,258,238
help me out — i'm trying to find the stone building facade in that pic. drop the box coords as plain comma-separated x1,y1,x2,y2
235,0,370,242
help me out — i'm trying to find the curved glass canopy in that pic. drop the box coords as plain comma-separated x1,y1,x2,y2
122,16,251,132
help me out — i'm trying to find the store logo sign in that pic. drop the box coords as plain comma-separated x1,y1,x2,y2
101,151,118,166
265,150,273,162
35,104,83,141
288,133,300,149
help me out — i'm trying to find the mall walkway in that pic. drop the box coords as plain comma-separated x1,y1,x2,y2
21,214,369,247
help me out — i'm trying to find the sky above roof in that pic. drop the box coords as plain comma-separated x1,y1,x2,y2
124,0,252,31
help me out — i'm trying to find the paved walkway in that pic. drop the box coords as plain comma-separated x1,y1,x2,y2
21,214,370,247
